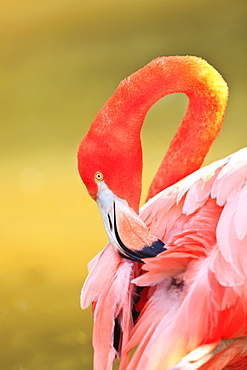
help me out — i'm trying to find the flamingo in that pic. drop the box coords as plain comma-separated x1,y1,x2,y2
77,56,247,369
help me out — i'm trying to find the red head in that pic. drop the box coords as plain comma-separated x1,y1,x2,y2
77,106,143,213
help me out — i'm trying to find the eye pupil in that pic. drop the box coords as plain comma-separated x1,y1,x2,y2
95,171,103,181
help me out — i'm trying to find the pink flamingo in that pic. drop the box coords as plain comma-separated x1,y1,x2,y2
77,56,247,369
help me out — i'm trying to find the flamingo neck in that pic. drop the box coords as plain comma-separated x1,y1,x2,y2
147,91,228,200
86,56,228,210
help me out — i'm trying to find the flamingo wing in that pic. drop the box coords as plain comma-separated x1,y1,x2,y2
123,147,247,369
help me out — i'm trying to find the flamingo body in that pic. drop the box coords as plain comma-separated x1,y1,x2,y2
81,149,247,369
78,56,247,369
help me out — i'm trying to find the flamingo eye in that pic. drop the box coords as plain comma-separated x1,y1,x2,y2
94,171,104,182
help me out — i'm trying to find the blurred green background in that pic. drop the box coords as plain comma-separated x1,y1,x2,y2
1,0,247,369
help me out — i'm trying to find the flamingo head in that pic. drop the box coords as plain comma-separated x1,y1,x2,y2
77,119,143,213
77,124,165,262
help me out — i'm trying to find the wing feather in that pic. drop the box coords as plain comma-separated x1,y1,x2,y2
125,148,247,368
81,148,247,369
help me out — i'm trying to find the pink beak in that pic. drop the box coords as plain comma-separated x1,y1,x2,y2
96,181,165,263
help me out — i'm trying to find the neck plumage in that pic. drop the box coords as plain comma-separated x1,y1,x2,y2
90,56,228,209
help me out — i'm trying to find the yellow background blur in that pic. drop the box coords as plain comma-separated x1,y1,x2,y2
1,0,247,369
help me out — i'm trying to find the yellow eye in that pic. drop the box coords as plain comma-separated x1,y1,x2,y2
94,171,104,182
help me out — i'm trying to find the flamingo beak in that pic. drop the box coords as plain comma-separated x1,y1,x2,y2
96,181,165,263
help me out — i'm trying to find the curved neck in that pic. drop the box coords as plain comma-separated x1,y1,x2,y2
147,91,228,200
89,56,228,210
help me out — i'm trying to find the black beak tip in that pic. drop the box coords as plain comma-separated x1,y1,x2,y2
118,239,166,263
